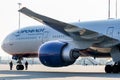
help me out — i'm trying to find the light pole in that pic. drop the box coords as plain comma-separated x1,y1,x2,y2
108,0,111,19
18,3,22,32
115,0,118,19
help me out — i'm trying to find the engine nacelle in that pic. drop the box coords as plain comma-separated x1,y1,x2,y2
38,41,79,67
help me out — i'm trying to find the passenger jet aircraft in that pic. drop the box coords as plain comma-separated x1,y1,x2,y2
2,7,120,73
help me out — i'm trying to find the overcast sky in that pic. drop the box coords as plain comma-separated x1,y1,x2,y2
0,0,120,58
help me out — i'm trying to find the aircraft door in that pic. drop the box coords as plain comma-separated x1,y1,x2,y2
106,27,114,37
41,31,49,43
38,33,44,43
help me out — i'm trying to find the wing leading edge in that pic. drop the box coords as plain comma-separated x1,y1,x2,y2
19,7,73,36
19,7,100,40
19,7,120,47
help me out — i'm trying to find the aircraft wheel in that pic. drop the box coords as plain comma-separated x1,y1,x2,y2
16,65,24,70
105,65,112,73
112,65,120,73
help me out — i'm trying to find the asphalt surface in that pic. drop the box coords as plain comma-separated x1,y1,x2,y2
0,64,120,80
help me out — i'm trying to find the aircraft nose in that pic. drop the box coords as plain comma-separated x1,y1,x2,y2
1,38,8,51
1,35,14,53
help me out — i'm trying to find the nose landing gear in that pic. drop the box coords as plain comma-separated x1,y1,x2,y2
16,64,24,70
16,57,24,70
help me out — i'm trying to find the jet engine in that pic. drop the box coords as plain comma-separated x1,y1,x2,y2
38,41,80,67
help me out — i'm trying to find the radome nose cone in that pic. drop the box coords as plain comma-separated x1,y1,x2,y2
1,39,5,48
1,39,6,51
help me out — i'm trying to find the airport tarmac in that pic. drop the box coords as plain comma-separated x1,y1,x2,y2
0,64,120,80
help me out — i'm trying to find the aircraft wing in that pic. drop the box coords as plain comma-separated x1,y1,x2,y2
19,7,99,38
19,7,120,47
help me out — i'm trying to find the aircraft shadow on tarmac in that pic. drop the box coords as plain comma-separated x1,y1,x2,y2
0,70,120,79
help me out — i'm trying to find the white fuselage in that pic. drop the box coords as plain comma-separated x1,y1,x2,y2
2,19,120,57
1,26,72,56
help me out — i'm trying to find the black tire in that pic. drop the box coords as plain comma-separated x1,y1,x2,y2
112,65,119,73
105,65,112,73
16,65,20,70
16,65,24,70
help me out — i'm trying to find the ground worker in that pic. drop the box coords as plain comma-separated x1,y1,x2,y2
25,61,28,70
9,61,13,70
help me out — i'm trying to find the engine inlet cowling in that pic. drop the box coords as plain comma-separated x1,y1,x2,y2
38,41,77,67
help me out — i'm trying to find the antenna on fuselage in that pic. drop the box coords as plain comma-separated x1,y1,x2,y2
18,3,22,33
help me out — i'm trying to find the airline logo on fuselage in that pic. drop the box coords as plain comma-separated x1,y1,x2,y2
15,28,45,37
19,28,45,33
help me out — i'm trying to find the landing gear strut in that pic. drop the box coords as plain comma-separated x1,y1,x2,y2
16,57,24,70
105,62,120,73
